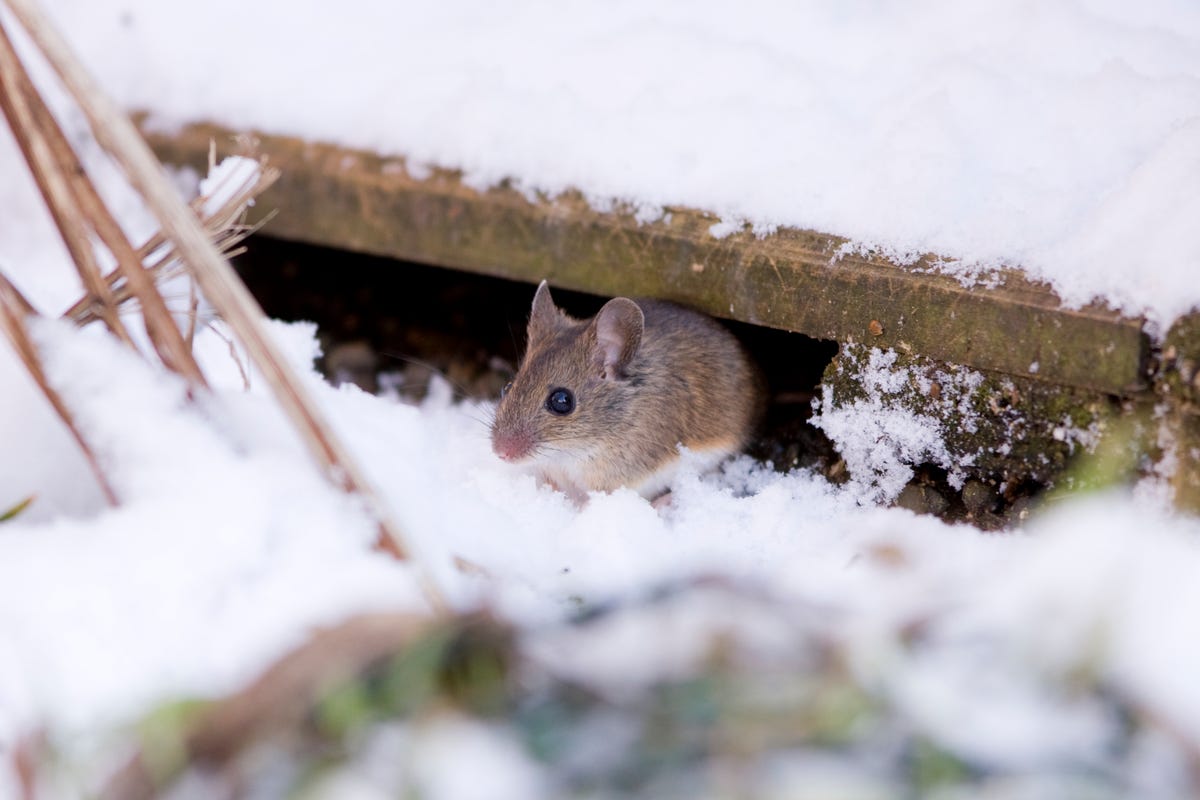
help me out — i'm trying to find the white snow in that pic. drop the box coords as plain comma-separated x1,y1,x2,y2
197,153,261,216
2,3,1200,796
811,347,983,501
24,0,1200,330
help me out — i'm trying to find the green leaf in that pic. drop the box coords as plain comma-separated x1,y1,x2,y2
0,495,34,523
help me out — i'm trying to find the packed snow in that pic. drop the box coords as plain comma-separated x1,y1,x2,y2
29,0,1200,331
2,2,1200,797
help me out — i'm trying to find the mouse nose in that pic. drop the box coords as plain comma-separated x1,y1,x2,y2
492,430,534,462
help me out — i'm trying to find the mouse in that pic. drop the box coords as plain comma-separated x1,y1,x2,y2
491,281,765,504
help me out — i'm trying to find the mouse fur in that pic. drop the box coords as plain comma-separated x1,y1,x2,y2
491,281,764,502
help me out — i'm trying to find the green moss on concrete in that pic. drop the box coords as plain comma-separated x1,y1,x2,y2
144,122,1149,396
820,344,1119,491
1158,312,1200,512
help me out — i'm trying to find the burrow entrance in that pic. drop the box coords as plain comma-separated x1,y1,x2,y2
235,236,1054,527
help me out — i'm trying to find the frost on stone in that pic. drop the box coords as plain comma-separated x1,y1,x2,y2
812,348,966,504
811,345,1107,504
632,201,665,225
707,219,741,239
813,389,948,504
831,240,925,269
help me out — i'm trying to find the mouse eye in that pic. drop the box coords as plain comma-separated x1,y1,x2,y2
501,381,513,397
545,387,575,416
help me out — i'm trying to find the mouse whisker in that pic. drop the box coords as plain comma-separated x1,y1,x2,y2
378,352,483,402
463,409,494,429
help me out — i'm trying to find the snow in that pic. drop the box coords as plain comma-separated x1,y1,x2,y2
197,154,261,217
2,3,1200,797
0,318,424,736
3,287,1200,792
812,348,961,503
25,0,1200,330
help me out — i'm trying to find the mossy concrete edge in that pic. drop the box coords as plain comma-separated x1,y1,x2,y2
143,121,1150,397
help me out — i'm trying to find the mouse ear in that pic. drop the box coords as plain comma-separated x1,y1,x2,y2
591,298,644,380
528,280,568,342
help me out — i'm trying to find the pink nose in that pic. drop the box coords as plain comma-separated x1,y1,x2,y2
492,431,534,462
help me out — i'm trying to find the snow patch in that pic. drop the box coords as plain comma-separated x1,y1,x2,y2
811,348,967,503
197,155,262,216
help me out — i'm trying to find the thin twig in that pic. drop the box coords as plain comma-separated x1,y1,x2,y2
200,321,252,391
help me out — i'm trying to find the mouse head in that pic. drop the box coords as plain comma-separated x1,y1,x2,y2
491,281,644,464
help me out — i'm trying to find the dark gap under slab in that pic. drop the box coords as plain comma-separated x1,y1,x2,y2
234,235,1043,528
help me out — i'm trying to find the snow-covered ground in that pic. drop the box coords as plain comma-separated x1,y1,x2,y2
2,2,1200,797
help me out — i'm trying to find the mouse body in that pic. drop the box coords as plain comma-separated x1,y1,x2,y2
491,281,764,503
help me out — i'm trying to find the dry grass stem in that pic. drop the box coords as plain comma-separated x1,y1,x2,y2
2,0,434,602
0,273,119,506
203,322,253,391
0,22,133,347
63,161,279,327
0,15,209,386
185,278,199,348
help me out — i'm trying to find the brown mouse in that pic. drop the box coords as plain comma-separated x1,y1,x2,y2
491,281,764,503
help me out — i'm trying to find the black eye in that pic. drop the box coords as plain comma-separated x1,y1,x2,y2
545,387,575,415
501,381,513,397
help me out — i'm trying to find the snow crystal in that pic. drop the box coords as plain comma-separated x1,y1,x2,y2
813,386,952,504
811,347,971,503
197,154,261,216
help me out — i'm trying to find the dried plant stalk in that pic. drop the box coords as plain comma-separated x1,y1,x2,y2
0,19,208,387
0,21,134,347
63,163,279,327
0,273,119,506
2,0,424,577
